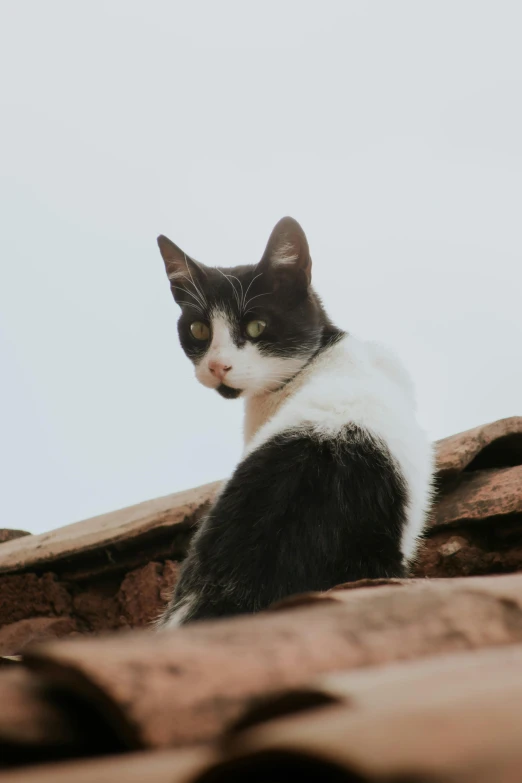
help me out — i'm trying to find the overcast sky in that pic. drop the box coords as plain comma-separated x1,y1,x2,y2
1,1,521,534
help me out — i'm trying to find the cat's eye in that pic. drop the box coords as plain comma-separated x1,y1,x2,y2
190,321,210,341
245,319,266,339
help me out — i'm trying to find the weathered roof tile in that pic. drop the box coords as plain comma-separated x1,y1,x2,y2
0,747,212,783
434,465,522,528
2,417,522,779
16,573,522,750
0,482,219,576
196,644,522,783
436,416,522,479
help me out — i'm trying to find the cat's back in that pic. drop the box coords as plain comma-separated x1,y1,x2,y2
246,334,434,562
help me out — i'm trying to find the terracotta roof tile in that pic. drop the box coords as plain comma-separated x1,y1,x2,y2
11,573,522,751
415,417,522,579
194,678,522,783
0,748,212,783
0,530,30,545
0,666,103,765
0,415,518,578
0,482,219,576
436,415,522,479
0,616,79,656
194,644,522,783
2,417,522,779
228,642,522,733
434,465,522,528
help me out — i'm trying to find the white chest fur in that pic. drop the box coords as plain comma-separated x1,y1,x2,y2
242,355,311,448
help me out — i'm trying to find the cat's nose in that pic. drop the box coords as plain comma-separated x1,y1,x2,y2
208,360,232,382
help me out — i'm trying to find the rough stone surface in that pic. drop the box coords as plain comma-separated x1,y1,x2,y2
160,560,180,603
72,580,122,632
415,524,522,578
0,573,72,626
118,561,179,627
0,562,182,646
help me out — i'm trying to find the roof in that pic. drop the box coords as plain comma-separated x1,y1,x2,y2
0,481,220,575
1,416,522,781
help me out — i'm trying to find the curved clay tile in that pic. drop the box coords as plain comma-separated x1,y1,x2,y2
0,747,213,783
193,656,522,783
0,482,220,576
0,666,115,765
0,530,30,545
434,465,522,528
1,416,521,650
436,416,522,480
19,573,522,750
226,643,522,737
419,418,522,577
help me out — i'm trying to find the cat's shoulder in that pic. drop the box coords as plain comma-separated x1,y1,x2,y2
313,333,416,403
245,333,418,456
362,338,416,405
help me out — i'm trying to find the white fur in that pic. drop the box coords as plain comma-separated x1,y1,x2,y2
195,310,307,395
270,242,299,266
159,594,195,630
167,269,190,281
243,334,434,563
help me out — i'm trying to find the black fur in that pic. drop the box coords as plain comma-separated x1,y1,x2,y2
166,425,408,624
157,218,342,396
216,382,242,399
156,218,410,627
172,262,340,390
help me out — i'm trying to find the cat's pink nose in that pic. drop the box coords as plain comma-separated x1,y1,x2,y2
208,360,232,382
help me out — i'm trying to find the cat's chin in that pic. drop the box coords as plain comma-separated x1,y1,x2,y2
216,383,242,400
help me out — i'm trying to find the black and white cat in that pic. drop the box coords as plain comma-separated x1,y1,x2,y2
156,217,433,627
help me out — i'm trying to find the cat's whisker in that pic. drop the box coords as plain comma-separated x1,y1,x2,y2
170,284,206,312
173,269,207,310
225,273,245,312
242,273,263,312
179,301,205,314
243,291,271,310
188,257,208,277
215,268,241,311
186,285,207,311
183,253,208,309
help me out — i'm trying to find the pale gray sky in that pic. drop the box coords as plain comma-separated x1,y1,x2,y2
1,1,521,534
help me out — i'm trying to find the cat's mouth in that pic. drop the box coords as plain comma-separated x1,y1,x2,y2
216,383,242,400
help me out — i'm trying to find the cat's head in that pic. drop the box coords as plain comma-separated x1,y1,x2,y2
157,217,338,399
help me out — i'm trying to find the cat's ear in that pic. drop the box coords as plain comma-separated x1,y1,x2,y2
260,217,312,290
157,235,206,306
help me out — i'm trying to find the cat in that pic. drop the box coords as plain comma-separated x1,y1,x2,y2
156,217,433,627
